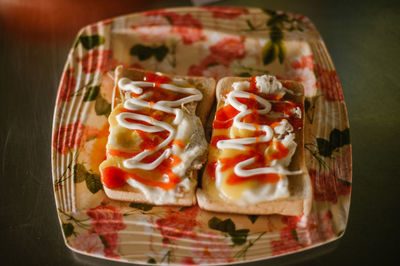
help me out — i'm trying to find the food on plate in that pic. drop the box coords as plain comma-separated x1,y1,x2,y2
196,75,312,215
99,66,216,206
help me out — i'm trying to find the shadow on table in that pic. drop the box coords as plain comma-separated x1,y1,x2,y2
70,238,340,265
247,239,340,266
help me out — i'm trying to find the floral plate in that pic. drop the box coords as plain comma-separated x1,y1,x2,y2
51,6,351,265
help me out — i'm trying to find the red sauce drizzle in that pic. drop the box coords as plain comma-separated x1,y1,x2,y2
137,130,169,150
101,166,180,190
102,152,182,190
218,142,289,184
249,75,283,100
210,135,229,147
101,167,127,189
227,173,281,185
102,72,190,190
266,142,289,162
249,76,258,92
107,149,139,158
211,75,301,185
213,104,239,129
145,72,171,85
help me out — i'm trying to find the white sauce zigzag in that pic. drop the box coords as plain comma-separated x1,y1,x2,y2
112,76,206,204
215,75,302,205
117,77,202,171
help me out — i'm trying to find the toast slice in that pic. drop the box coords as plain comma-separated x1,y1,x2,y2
196,76,312,215
100,66,216,206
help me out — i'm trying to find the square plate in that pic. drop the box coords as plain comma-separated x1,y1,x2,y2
52,6,351,265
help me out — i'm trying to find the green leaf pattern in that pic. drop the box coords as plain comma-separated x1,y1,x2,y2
259,9,310,65
83,86,100,102
317,128,350,157
76,35,105,50
130,44,169,62
73,163,103,194
73,163,87,183
129,202,154,211
85,172,102,194
62,223,76,238
95,94,111,117
208,217,250,246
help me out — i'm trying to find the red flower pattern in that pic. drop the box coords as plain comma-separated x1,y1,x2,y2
287,55,343,100
145,11,205,45
132,15,171,42
188,53,233,79
309,168,351,203
190,232,233,264
209,37,246,60
86,202,126,258
271,211,335,255
155,206,232,263
314,63,344,101
170,13,204,45
172,25,204,45
181,257,198,265
202,6,249,19
285,55,317,96
79,49,115,74
191,53,231,70
291,55,314,70
272,231,299,255
188,37,245,79
53,121,84,154
73,232,104,255
53,121,98,154
156,206,199,241
57,67,76,105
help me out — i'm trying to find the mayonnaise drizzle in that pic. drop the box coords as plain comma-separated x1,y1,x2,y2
116,76,202,171
216,77,301,179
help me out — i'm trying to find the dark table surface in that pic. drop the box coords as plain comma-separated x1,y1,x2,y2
1,0,399,265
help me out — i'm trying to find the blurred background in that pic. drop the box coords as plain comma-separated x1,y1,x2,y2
0,0,157,43
1,0,399,265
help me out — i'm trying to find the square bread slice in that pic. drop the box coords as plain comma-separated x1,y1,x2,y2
100,66,216,206
196,76,312,215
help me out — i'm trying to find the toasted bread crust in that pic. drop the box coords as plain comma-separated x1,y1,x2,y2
104,187,196,206
196,77,312,215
